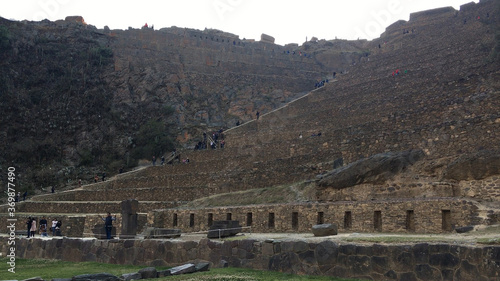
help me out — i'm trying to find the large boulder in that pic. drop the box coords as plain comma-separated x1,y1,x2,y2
318,150,424,189
312,224,338,237
138,267,157,279
443,151,500,181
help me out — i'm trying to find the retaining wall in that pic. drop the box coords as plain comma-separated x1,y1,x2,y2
2,238,499,281
149,198,478,234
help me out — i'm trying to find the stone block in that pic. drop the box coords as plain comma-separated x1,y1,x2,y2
143,228,181,239
120,272,141,281
312,223,338,237
315,241,339,273
429,253,460,268
455,226,474,233
169,263,196,275
138,267,157,279
220,260,229,268
414,264,441,280
120,199,139,239
207,220,242,238
195,262,210,272
71,273,120,281
157,269,172,277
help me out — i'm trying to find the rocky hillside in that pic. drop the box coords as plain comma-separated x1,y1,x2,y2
0,16,368,191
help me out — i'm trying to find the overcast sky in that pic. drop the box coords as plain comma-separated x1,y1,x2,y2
1,0,478,45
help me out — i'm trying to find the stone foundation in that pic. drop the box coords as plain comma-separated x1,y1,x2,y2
2,238,499,281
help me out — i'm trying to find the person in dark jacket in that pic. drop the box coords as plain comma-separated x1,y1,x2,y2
100,212,116,239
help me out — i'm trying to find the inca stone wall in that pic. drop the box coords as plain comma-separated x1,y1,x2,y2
2,238,499,281
150,198,478,234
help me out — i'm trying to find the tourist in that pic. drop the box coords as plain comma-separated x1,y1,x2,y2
26,217,32,238
23,191,27,201
94,175,99,183
30,217,37,237
256,111,260,120
51,218,58,236
100,212,116,239
102,172,106,182
161,155,165,165
152,155,156,166
55,220,62,236
39,217,48,237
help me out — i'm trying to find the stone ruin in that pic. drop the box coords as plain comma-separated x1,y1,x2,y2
260,33,275,44
64,16,86,24
1,0,499,239
0,1,500,279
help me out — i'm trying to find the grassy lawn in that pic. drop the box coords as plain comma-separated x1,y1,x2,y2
0,258,363,281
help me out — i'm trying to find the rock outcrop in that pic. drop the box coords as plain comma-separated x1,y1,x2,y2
443,151,500,181
317,150,425,189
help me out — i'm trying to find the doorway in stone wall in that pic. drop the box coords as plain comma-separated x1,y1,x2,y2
442,210,452,232
246,212,253,227
189,213,195,227
268,213,275,228
344,211,352,230
208,213,213,227
173,213,178,227
406,210,415,232
317,212,324,225
292,212,299,230
374,211,382,232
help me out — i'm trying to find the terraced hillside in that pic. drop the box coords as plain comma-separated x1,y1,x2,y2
1,0,499,237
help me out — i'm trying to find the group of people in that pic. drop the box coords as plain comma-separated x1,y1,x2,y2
283,50,312,58
14,191,28,202
194,129,226,150
391,69,408,77
26,217,62,238
315,79,329,88
93,172,106,183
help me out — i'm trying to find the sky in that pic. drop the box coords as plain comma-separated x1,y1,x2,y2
1,0,478,45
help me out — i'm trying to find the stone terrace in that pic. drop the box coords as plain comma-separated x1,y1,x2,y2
1,0,499,237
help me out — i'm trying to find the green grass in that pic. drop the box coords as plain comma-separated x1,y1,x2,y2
161,267,364,281
0,258,363,281
477,237,500,245
0,258,167,280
